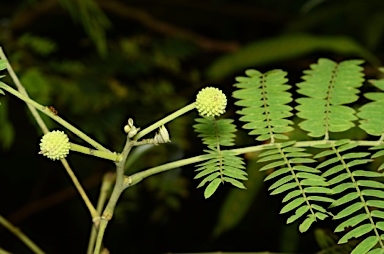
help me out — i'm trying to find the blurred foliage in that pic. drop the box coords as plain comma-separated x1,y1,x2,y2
1,0,384,253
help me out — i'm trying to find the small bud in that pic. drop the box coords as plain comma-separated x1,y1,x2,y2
195,87,227,117
153,125,171,144
124,118,140,137
39,130,70,160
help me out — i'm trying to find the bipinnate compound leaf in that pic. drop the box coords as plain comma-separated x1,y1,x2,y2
233,69,293,143
295,59,364,138
258,142,332,232
314,141,384,253
194,117,246,198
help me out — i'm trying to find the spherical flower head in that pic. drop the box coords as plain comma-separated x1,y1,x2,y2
195,87,227,117
39,130,70,160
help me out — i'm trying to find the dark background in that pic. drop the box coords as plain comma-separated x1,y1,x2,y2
1,0,384,253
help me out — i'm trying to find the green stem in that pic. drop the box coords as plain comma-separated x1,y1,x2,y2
0,47,49,134
0,48,98,226
87,173,115,254
0,82,110,152
70,143,122,161
125,139,384,187
0,215,45,254
93,136,134,253
134,102,196,140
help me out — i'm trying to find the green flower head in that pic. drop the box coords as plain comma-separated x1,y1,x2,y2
39,130,71,160
195,87,227,117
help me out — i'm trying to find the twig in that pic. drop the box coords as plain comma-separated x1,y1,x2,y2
99,0,239,52
0,215,45,254
87,173,115,254
0,47,98,220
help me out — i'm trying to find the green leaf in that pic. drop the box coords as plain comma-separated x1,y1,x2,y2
287,205,309,224
367,248,382,254
328,173,350,185
338,224,374,244
304,187,332,194
0,60,6,71
376,221,384,231
300,179,328,186
350,235,379,254
293,165,320,173
299,215,316,233
314,149,335,158
289,158,316,163
322,164,345,178
270,182,298,195
332,182,355,194
348,159,373,167
330,192,359,208
197,172,220,188
358,180,384,189
337,143,359,152
353,170,384,178
366,200,384,210
307,196,334,203
317,157,341,169
296,172,325,181
264,167,290,181
335,213,369,232
280,197,306,214
311,204,328,214
282,189,302,203
204,178,222,199
259,160,287,171
268,175,294,190
223,177,246,189
342,152,371,160
371,210,384,220
362,189,384,199
334,202,364,220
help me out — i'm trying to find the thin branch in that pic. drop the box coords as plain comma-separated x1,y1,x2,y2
0,215,45,254
6,172,101,225
125,139,384,187
99,0,239,52
0,47,98,220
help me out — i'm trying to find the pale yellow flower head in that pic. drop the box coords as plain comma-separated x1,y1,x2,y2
39,130,70,160
195,87,227,117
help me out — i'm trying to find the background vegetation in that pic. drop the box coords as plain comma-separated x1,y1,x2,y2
1,0,384,253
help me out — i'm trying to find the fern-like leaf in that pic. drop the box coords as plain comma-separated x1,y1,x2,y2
296,59,364,139
258,141,333,232
232,69,293,143
194,117,246,198
315,140,384,254
357,67,384,138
